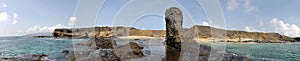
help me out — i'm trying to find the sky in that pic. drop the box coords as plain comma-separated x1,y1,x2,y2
0,0,299,37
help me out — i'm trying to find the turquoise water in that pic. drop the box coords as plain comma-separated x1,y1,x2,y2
0,37,87,59
0,37,299,61
226,43,300,61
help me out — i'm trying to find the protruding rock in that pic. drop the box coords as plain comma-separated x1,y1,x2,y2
0,54,51,61
165,7,183,61
115,42,144,60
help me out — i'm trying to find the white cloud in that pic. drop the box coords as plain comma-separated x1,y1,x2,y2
27,24,64,33
226,0,257,12
12,19,17,24
202,21,209,26
0,12,9,22
270,18,300,37
245,26,251,32
244,0,257,12
244,26,262,32
227,0,240,11
259,20,264,26
68,16,77,26
2,4,7,7
13,13,18,18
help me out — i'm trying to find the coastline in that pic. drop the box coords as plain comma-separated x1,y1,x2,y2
1,36,300,61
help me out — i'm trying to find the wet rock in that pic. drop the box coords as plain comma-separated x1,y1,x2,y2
72,37,145,60
196,45,250,61
223,53,249,61
165,7,183,61
0,54,52,61
115,42,144,60
75,37,116,49
62,49,121,61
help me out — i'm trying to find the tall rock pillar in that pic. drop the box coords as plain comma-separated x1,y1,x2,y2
165,7,183,61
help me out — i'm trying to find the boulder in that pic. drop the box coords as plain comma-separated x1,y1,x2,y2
115,42,144,60
165,7,183,61
0,54,51,61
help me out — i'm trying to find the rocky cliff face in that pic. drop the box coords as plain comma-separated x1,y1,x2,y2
53,25,297,42
53,26,137,38
191,25,296,42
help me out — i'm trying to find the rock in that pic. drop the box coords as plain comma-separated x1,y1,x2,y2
115,42,144,60
62,50,70,54
73,37,144,60
75,37,116,49
165,7,183,61
52,25,297,43
0,54,52,61
223,53,249,61
62,49,121,61
294,37,300,42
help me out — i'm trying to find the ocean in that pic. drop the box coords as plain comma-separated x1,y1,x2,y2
226,43,300,61
0,37,88,60
0,37,299,61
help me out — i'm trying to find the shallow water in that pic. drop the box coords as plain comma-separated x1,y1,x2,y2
0,37,87,60
0,37,299,61
226,43,300,61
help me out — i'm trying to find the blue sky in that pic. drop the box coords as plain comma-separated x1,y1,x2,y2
0,0,299,37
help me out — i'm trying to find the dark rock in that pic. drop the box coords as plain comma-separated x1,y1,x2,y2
32,36,52,38
75,37,116,49
294,37,300,42
165,7,183,61
1,54,52,61
115,42,144,60
62,50,69,54
73,37,144,60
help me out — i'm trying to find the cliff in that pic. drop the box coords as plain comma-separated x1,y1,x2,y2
52,25,298,42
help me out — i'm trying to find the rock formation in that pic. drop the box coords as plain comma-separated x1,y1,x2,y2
52,25,297,43
73,37,144,60
165,7,183,61
0,54,51,61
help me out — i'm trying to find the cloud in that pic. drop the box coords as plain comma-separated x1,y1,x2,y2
2,4,7,7
244,26,262,32
245,26,251,32
244,0,257,12
227,0,240,11
0,12,9,22
226,0,257,12
12,19,17,24
259,20,264,26
13,13,18,18
12,13,18,24
270,18,300,37
202,21,209,26
68,16,77,26
27,24,64,33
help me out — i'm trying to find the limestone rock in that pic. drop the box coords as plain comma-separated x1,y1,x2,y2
115,42,144,60
165,7,183,61
165,7,182,50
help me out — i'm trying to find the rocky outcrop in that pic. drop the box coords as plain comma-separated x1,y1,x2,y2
53,26,136,38
115,42,144,60
73,37,144,60
192,25,297,42
53,25,297,43
165,7,183,61
0,54,52,61
294,37,300,42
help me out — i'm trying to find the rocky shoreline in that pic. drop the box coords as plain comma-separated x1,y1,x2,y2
5,7,299,61
51,26,300,43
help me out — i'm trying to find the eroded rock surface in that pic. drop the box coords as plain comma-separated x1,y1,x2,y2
165,7,183,61
0,54,51,61
70,37,144,61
